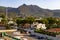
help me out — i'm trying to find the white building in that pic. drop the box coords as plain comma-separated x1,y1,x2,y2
36,23,46,29
8,20,17,29
0,17,2,22
8,21,14,24
32,22,46,30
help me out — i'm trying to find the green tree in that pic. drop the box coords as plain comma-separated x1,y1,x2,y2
47,17,57,24
46,17,58,29
25,16,35,24
0,14,6,18
35,19,48,24
16,18,23,26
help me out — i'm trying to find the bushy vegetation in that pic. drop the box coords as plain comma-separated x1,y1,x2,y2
1,14,60,29
35,17,60,29
16,16,35,27
16,17,60,29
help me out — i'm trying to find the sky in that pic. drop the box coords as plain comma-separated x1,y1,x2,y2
0,0,60,10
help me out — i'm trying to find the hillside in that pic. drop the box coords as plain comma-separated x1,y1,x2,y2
0,4,60,18
18,4,53,17
0,6,19,18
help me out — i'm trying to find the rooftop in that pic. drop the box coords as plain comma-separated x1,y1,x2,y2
46,28,60,33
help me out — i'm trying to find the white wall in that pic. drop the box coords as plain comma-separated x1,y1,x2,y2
36,23,46,29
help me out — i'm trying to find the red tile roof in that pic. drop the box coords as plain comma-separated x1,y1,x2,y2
46,28,60,33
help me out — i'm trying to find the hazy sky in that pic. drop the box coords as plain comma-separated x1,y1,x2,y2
0,0,60,10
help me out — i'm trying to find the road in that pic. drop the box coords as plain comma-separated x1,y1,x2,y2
3,30,47,40
17,28,47,40
19,33,38,40
4,31,38,40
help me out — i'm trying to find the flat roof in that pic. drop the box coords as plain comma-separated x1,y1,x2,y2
0,29,17,32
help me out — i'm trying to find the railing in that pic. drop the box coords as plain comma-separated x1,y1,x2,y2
2,32,20,40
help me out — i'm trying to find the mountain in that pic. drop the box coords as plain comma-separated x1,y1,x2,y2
6,7,20,18
0,6,6,15
18,4,53,17
0,6,20,18
0,4,60,18
52,10,60,17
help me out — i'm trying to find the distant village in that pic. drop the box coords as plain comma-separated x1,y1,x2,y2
0,14,60,40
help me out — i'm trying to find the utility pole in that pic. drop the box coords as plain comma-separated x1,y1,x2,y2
5,7,8,25
6,7,8,19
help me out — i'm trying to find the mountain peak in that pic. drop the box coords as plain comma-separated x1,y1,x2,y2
22,4,27,6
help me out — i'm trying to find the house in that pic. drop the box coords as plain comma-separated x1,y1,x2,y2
8,20,14,24
31,22,39,29
8,20,17,29
0,17,6,30
22,23,31,29
0,17,2,22
32,22,46,30
36,23,46,29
